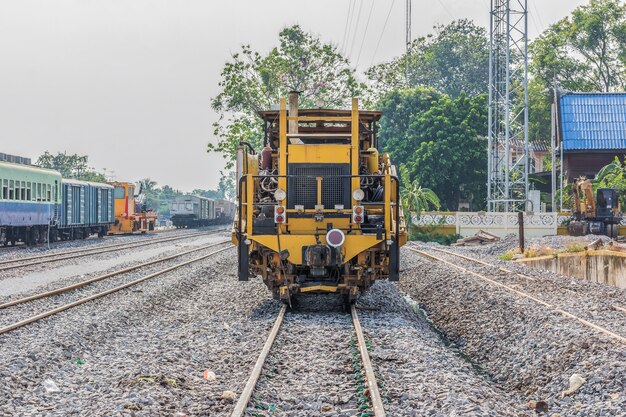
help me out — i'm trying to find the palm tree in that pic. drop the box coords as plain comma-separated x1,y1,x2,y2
402,180,441,224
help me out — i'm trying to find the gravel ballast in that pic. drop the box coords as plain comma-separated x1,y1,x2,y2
358,282,531,417
0,249,282,416
400,247,626,417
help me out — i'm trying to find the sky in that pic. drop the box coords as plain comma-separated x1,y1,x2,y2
0,0,588,192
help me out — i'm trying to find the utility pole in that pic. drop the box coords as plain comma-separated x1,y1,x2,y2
487,0,530,212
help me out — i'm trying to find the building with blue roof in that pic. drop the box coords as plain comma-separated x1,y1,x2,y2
557,91,626,180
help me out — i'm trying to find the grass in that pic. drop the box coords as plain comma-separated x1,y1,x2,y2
523,246,554,259
497,248,521,261
559,243,587,253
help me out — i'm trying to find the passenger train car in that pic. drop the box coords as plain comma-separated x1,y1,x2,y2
0,160,115,245
0,160,62,245
233,94,406,304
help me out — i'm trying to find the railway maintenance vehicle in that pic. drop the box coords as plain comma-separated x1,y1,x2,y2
233,93,406,304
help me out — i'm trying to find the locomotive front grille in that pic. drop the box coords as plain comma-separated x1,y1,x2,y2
287,163,351,209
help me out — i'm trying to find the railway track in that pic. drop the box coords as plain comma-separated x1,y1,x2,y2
408,244,626,344
230,304,385,417
0,241,232,335
0,229,228,272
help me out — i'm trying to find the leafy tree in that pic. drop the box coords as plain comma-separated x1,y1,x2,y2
36,151,105,182
367,20,489,99
209,25,364,167
378,88,488,211
400,165,441,221
218,171,236,201
530,0,626,93
192,189,223,199
138,178,160,212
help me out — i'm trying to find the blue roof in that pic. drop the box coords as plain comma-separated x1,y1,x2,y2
559,93,626,151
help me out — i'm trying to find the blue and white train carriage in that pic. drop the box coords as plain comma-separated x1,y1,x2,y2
0,160,61,245
0,159,115,246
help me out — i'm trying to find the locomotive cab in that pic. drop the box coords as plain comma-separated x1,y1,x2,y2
233,93,406,303
107,181,157,235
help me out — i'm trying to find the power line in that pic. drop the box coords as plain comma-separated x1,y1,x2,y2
356,0,376,66
370,0,397,67
436,0,454,19
340,0,354,55
347,0,365,58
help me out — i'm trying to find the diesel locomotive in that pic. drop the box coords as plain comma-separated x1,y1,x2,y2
233,94,406,304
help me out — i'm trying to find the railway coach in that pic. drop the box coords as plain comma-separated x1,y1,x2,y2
0,160,61,246
233,94,406,304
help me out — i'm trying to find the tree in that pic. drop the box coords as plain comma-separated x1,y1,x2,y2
367,20,489,99
400,165,441,222
218,171,236,201
36,151,105,182
209,25,364,167
138,178,160,212
530,0,626,93
378,88,488,210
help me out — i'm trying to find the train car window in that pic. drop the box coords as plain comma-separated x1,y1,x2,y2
20,181,26,201
37,183,42,201
9,180,14,200
29,182,34,201
47,184,51,202
1,179,6,200
26,182,32,201
114,186,126,199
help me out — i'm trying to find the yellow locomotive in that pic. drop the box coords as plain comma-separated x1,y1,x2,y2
107,181,157,235
233,93,406,304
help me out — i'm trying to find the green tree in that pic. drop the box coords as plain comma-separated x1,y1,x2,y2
367,20,489,99
529,0,626,141
138,178,160,212
209,25,364,167
400,165,441,221
218,171,236,201
378,88,488,210
531,0,626,93
36,151,106,182
156,185,183,218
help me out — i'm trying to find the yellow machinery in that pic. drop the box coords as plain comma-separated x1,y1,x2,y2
233,93,406,304
108,181,157,235
569,177,622,237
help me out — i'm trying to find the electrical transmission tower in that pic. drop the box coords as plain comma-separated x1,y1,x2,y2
487,0,530,212
406,0,412,53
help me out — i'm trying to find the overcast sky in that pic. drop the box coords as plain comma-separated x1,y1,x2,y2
0,0,587,191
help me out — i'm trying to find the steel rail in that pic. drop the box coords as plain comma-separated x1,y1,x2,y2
0,245,233,336
230,305,287,417
0,240,231,309
415,243,535,281
0,229,225,266
230,305,387,417
0,229,228,272
408,247,626,344
416,244,625,317
351,305,386,417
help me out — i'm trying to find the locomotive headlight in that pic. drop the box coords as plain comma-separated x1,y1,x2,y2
274,188,286,202
352,189,365,202
326,228,345,248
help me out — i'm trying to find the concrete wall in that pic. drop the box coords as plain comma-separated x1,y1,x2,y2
516,251,626,289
